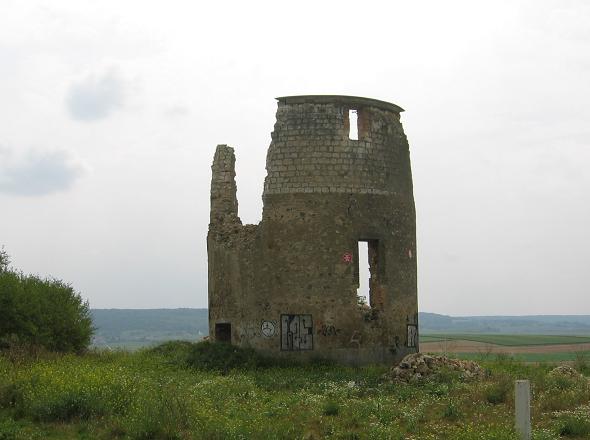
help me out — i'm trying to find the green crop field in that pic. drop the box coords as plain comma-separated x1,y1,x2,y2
1,342,590,439
454,351,590,363
420,334,590,346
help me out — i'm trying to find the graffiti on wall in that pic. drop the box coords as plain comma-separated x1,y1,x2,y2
317,322,341,337
238,324,260,344
280,314,313,351
261,321,276,337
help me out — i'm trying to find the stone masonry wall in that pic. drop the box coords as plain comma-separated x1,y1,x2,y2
263,101,408,196
208,96,417,366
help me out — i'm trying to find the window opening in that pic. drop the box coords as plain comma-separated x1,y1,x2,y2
357,240,379,308
349,109,358,140
215,322,231,342
357,241,370,306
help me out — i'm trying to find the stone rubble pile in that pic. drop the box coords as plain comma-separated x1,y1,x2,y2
389,353,486,382
548,365,583,378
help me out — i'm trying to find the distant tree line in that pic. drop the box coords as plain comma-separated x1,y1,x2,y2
0,247,93,353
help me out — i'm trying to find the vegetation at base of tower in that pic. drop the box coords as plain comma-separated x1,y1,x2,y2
149,340,276,370
0,249,93,354
0,344,589,439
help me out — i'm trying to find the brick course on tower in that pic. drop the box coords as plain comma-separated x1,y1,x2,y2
208,95,418,365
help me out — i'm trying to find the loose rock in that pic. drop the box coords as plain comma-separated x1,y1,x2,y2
548,365,583,379
389,353,485,382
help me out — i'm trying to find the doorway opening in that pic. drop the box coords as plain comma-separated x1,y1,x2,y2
215,322,231,343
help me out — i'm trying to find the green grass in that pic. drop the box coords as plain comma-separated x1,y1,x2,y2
421,333,590,346
0,341,588,439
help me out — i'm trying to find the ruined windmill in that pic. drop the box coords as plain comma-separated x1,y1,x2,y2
208,95,417,365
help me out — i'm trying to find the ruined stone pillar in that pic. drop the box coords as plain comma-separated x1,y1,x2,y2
210,144,240,226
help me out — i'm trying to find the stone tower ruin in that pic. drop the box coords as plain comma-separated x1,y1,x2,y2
208,95,417,365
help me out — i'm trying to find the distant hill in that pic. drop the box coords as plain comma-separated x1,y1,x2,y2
419,312,590,335
90,309,590,349
91,308,208,349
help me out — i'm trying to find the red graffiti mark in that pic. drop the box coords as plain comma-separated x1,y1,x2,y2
342,252,353,263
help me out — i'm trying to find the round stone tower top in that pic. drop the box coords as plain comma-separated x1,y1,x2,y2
263,95,412,197
276,95,404,114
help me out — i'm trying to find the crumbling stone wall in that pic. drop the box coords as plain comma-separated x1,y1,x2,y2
208,95,418,365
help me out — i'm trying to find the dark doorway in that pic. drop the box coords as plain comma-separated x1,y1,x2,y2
215,323,231,343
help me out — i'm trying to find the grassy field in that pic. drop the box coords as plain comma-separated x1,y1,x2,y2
454,351,590,363
1,343,589,439
420,334,590,346
92,334,590,351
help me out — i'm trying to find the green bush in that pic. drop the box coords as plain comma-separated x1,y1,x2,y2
186,341,272,371
150,340,280,371
0,417,42,440
558,415,590,437
540,373,589,411
433,366,462,385
0,261,93,353
484,375,512,404
147,340,195,366
0,248,9,274
0,418,19,440
322,400,340,416
573,351,590,375
129,396,190,439
442,400,461,421
0,383,23,409
31,390,107,422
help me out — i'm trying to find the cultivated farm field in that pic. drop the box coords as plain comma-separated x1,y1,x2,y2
420,335,590,347
1,342,589,439
420,334,590,364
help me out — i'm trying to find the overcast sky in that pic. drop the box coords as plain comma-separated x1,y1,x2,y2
1,0,588,315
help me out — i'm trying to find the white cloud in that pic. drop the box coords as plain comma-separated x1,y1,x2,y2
0,146,85,196
65,69,127,121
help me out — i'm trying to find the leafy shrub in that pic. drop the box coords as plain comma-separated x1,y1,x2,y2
547,374,579,391
31,390,108,422
449,424,518,440
0,248,9,274
126,386,192,440
0,418,19,440
442,400,461,421
150,340,282,371
0,383,23,409
0,259,93,353
484,375,512,404
148,340,194,357
433,366,462,385
425,382,449,397
322,400,340,416
147,340,195,365
186,341,272,371
540,373,589,411
0,417,42,440
558,415,590,437
573,351,589,375
531,428,558,440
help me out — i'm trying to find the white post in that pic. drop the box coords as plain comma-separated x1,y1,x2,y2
515,380,531,440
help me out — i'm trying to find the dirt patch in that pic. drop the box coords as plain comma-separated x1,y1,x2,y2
420,341,590,354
